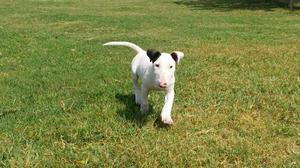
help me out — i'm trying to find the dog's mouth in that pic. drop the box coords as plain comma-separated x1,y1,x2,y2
156,84,167,89
159,85,167,89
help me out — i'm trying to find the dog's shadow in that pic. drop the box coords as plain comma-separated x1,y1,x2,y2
115,93,172,129
115,93,154,127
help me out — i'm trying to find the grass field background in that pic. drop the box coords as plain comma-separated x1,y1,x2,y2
0,0,300,167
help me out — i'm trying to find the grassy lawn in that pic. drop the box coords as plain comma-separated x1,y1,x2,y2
0,0,300,167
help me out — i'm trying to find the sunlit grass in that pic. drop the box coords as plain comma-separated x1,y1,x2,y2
0,0,299,167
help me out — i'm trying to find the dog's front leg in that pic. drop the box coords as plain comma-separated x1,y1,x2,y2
140,86,149,113
161,89,175,124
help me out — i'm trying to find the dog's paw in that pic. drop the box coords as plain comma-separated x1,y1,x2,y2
140,104,149,113
135,94,141,105
161,115,173,125
135,98,141,105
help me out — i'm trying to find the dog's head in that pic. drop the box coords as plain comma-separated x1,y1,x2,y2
147,49,184,89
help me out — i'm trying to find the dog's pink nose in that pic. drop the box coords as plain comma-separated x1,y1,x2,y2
159,82,167,88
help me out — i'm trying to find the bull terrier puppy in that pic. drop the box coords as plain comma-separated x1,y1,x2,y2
103,42,184,124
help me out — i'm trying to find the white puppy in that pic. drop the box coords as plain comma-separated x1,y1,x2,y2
103,41,184,124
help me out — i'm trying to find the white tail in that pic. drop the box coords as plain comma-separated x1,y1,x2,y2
103,41,144,53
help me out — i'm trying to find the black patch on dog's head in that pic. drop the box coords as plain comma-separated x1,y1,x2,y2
147,49,161,63
171,52,178,63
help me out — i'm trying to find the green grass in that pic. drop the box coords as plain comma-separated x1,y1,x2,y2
1,0,300,167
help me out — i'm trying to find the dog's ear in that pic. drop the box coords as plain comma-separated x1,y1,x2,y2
147,49,161,63
171,51,184,64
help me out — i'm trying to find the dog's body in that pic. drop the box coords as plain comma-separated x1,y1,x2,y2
103,42,184,124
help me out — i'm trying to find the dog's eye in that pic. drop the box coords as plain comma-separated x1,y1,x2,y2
170,66,173,69
155,64,160,67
